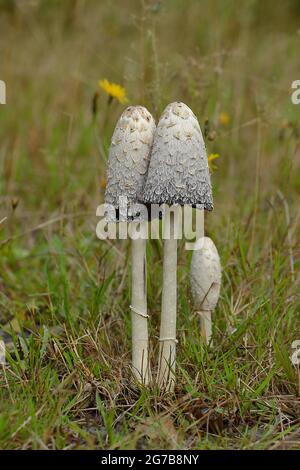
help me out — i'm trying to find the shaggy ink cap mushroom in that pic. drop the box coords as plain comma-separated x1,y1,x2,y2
142,102,213,210
190,237,221,311
105,106,156,222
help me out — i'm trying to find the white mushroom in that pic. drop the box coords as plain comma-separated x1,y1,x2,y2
142,102,213,389
105,106,156,385
190,237,221,345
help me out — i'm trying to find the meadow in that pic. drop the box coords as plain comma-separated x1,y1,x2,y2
0,0,299,450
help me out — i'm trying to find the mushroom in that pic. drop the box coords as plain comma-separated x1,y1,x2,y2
142,102,213,389
190,237,221,345
105,106,156,385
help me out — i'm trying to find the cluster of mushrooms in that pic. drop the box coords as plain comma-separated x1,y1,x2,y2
104,102,221,390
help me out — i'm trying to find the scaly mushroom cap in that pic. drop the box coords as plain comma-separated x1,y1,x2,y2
105,106,156,221
142,102,213,209
190,237,221,311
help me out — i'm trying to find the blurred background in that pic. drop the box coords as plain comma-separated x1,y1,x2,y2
0,0,300,213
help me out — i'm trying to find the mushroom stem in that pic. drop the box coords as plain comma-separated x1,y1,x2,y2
158,211,178,390
198,310,212,345
131,234,150,384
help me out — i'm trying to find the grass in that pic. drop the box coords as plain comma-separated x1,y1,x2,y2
0,0,299,450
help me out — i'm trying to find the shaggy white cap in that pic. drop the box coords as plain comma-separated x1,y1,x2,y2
190,237,221,311
142,102,213,210
105,106,156,221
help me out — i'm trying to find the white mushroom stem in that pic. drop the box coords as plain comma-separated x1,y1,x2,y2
131,234,150,385
198,310,212,345
158,211,178,390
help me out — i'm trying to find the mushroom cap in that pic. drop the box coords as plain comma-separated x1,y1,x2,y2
105,106,156,221
142,102,213,210
190,237,221,311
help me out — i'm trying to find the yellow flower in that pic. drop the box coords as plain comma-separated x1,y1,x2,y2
219,111,230,126
99,79,128,104
100,176,107,190
208,153,220,171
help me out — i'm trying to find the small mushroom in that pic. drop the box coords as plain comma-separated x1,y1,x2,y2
142,102,213,389
190,237,221,345
105,106,156,385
